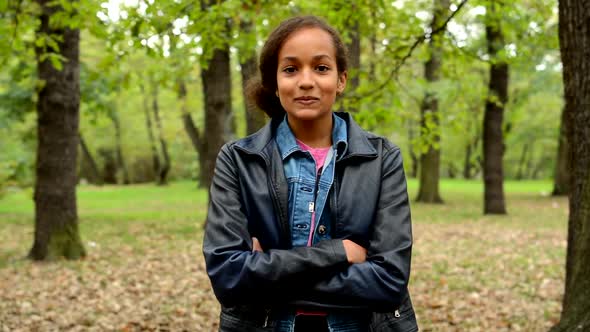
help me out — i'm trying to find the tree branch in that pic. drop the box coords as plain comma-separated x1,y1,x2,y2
351,0,469,102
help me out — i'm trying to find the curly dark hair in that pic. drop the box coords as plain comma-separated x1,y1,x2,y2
246,15,349,119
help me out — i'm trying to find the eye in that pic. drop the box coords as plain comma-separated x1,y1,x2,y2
316,65,330,72
282,66,297,73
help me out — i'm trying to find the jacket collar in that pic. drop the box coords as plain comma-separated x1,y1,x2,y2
235,112,377,160
275,113,348,161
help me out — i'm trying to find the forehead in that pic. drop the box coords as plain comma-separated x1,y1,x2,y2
278,27,336,60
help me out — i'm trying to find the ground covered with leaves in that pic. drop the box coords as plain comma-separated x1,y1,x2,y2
0,181,567,331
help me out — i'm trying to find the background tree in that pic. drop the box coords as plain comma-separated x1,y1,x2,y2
236,11,266,135
552,107,570,196
197,0,233,189
29,0,85,260
482,0,508,214
0,0,564,207
551,0,590,330
150,80,171,185
78,133,102,185
416,0,449,203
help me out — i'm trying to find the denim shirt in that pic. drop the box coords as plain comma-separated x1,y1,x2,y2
275,114,348,247
275,115,372,331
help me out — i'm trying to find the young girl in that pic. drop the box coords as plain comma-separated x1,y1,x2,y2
203,15,418,332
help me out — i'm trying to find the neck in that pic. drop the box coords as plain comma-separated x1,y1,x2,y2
287,113,333,148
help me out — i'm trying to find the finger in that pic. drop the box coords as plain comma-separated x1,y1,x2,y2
252,237,263,252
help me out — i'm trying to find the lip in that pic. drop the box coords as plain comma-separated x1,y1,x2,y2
294,96,319,104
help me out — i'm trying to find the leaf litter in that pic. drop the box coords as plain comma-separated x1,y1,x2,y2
0,222,565,331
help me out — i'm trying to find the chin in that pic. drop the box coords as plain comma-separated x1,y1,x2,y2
288,108,330,121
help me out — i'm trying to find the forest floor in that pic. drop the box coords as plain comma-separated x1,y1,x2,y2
0,180,567,332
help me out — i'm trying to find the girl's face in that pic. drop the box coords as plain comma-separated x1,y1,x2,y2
276,27,347,123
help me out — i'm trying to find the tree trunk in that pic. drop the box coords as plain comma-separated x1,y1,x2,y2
369,3,377,81
463,143,473,179
140,82,161,180
515,143,529,180
447,163,457,179
99,148,117,184
408,123,418,178
550,1,590,330
345,17,361,114
199,49,232,190
151,83,170,185
79,133,102,185
199,0,233,190
483,0,508,214
177,79,202,151
553,106,570,195
531,156,547,180
524,142,536,179
416,0,448,204
239,20,266,135
29,0,85,261
463,135,479,179
109,109,130,184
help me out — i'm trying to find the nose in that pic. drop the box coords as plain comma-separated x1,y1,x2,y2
298,68,314,90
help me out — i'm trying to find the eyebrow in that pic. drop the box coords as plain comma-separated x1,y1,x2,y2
280,54,333,62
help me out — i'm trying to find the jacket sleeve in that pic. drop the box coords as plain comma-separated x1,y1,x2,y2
202,144,349,307
308,147,412,310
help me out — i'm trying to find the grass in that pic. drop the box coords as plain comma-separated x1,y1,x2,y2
0,179,568,331
0,181,208,267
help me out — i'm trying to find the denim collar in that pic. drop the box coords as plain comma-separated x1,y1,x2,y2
275,113,348,161
234,112,376,160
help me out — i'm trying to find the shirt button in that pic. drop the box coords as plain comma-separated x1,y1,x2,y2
318,225,327,235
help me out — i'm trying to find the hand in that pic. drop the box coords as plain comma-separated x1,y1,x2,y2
342,239,367,264
252,237,263,252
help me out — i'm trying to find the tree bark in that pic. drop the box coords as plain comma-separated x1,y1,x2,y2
199,0,232,190
140,82,161,180
483,0,508,214
29,0,85,260
79,133,102,185
345,16,361,114
416,0,448,203
550,1,590,331
552,106,570,195
151,83,170,185
239,20,266,135
199,48,232,189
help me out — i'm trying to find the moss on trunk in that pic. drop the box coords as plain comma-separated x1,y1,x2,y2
46,223,86,260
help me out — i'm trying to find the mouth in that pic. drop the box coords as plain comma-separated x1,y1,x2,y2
294,96,319,104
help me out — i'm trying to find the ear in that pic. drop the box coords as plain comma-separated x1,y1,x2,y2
337,71,348,94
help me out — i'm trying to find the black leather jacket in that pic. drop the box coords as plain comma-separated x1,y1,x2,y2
203,112,418,331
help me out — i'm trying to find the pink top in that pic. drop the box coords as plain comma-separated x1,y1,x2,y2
296,139,331,247
296,139,331,317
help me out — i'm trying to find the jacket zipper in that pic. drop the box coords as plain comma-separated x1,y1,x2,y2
263,309,270,327
310,167,322,213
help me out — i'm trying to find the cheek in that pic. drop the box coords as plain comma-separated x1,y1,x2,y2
277,82,296,100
